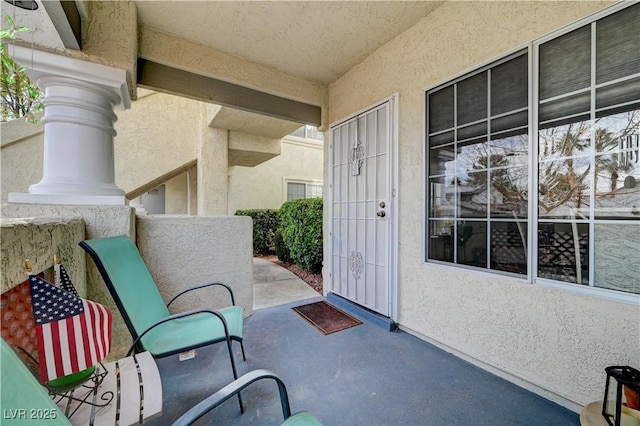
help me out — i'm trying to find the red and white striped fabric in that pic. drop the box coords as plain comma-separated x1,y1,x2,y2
29,275,112,383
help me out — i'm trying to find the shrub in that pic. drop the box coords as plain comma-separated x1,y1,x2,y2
234,209,279,255
279,198,323,273
1,15,44,123
274,228,292,263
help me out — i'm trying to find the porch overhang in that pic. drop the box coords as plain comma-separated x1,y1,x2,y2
137,59,322,127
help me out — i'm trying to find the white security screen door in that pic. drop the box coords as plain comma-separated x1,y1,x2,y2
329,100,396,317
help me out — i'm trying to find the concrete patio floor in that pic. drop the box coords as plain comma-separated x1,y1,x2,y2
149,279,579,426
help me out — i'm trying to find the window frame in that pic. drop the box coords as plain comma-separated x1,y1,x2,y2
423,1,640,304
283,178,323,202
425,49,531,279
288,125,325,142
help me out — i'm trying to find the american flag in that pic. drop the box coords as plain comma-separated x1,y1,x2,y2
29,275,112,383
54,262,79,297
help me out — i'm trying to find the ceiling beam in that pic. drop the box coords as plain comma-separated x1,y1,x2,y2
41,1,81,50
137,59,321,127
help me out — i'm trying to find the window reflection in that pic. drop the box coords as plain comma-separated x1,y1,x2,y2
491,221,527,274
429,176,455,218
538,222,589,285
457,139,488,175
539,120,593,161
429,220,454,262
593,111,640,218
594,153,640,218
458,171,487,218
457,221,487,267
490,166,528,218
539,157,591,219
489,135,528,168
429,144,455,176
594,223,640,294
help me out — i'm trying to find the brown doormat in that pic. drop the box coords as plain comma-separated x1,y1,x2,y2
292,301,362,335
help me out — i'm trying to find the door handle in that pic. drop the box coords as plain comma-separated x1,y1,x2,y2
377,210,386,218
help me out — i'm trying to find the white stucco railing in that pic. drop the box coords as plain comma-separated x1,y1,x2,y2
135,215,254,318
1,209,253,359
1,216,86,295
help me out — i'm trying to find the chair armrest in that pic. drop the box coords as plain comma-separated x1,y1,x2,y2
172,369,291,426
167,282,236,308
127,309,230,356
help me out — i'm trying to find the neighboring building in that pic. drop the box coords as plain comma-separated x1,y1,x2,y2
228,129,323,213
137,128,324,215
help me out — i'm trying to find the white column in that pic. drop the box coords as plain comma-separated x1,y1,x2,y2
8,46,130,206
197,127,229,215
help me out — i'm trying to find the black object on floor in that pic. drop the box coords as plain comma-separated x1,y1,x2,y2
292,300,362,335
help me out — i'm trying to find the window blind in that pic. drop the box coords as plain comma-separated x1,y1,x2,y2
457,72,488,125
428,86,454,136
539,26,591,101
596,5,640,85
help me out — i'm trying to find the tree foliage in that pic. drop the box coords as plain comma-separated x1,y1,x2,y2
1,14,43,123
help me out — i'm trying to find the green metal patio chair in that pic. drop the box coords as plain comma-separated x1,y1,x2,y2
1,338,71,425
3,337,319,426
172,369,322,426
80,235,246,410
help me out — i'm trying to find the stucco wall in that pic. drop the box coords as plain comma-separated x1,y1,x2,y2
114,90,202,194
164,167,197,215
1,217,85,295
228,138,324,214
79,1,137,100
135,215,253,317
327,1,638,408
0,117,44,204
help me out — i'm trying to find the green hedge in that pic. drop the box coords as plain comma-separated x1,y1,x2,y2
278,198,323,273
234,209,279,255
274,228,292,263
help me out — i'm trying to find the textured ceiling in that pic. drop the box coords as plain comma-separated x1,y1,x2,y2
2,1,445,84
134,1,445,84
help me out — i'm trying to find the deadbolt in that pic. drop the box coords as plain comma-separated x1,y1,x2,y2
377,210,386,218
379,201,386,208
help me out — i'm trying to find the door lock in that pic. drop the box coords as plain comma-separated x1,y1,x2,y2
379,201,386,208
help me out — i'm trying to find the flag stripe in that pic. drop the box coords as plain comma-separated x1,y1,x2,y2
34,325,48,383
104,303,112,356
96,301,112,358
57,320,73,376
49,320,65,380
88,302,104,360
84,301,98,365
72,314,87,372
66,318,80,373
78,309,92,369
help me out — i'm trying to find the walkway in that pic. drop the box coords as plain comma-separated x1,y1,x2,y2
253,257,320,310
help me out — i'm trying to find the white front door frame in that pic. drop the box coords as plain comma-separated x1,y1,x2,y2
328,94,399,321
